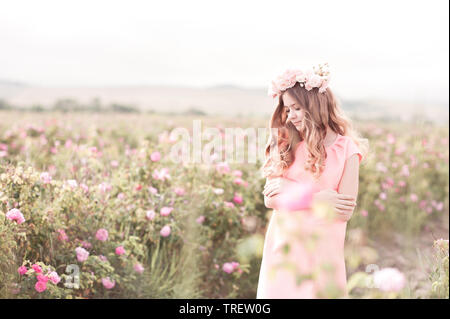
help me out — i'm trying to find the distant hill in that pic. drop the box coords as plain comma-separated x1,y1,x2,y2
0,82,447,124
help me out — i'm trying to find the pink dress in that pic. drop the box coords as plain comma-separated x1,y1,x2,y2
256,134,363,299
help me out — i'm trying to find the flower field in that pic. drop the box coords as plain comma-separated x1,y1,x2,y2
0,111,448,299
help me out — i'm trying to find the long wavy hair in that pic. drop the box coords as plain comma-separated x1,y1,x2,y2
261,82,369,180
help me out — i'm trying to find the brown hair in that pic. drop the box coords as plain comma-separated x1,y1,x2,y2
261,83,368,180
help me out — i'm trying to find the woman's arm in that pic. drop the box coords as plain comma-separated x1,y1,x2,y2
264,193,280,209
337,154,360,219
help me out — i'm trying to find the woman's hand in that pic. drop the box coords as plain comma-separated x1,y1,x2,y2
262,177,296,198
313,189,357,222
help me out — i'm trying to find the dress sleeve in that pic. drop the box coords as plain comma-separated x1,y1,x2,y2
346,137,363,164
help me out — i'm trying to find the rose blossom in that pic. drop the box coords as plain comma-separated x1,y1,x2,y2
146,209,156,220
110,160,119,167
66,179,78,188
35,280,47,293
174,187,186,196
224,201,235,208
160,225,171,237
80,183,89,193
152,168,171,181
222,262,234,274
160,206,174,217
95,228,109,241
196,215,205,224
275,181,315,212
18,266,28,275
233,194,243,205
75,247,89,262
6,208,25,224
48,271,61,284
98,182,112,193
102,277,115,289
232,170,243,177
36,274,49,283
32,264,43,273
134,263,145,274
373,268,406,292
150,151,161,162
40,172,52,184
115,246,126,256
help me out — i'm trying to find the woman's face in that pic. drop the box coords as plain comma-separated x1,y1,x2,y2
282,93,305,130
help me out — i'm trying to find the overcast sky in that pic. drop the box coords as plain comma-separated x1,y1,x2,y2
0,0,448,103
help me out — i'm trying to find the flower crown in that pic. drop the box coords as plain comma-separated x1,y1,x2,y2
268,62,331,98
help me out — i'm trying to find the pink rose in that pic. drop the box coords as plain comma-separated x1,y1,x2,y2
18,266,28,275
95,228,109,241
35,280,47,293
233,194,243,205
152,168,171,181
373,268,406,292
75,247,89,262
81,241,92,249
80,183,89,193
306,74,323,88
32,264,43,273
48,271,61,284
160,225,171,237
36,274,49,283
40,172,52,184
196,216,205,224
160,206,174,217
232,170,243,177
134,263,145,274
150,151,161,162
268,81,282,98
115,246,126,256
401,165,410,177
66,179,78,188
318,77,329,93
222,262,234,274
224,201,235,208
215,162,230,174
98,182,112,193
101,277,115,289
295,70,307,83
274,181,315,212
174,187,186,196
146,210,156,220
110,160,119,167
6,208,25,224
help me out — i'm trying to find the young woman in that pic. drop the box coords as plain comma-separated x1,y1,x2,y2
256,63,368,299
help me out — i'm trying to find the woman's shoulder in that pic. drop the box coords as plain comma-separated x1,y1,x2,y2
328,134,363,164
